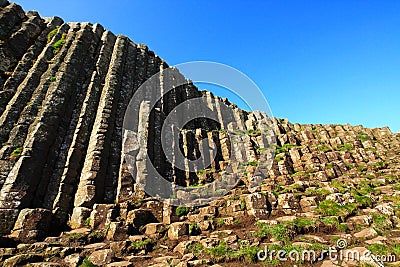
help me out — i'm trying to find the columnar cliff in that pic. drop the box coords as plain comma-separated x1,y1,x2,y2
0,2,399,267
0,1,272,235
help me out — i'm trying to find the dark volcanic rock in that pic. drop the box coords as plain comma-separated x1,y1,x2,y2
0,3,400,267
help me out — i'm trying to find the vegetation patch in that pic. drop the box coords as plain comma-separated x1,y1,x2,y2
358,133,369,142
67,233,85,241
247,161,260,166
315,200,357,218
175,206,190,216
280,183,304,193
189,223,201,235
79,258,98,267
195,240,259,263
130,238,154,250
336,143,353,151
317,145,332,152
255,221,295,244
52,33,67,55
10,147,23,158
275,143,300,153
305,188,330,198
47,26,59,43
371,214,393,234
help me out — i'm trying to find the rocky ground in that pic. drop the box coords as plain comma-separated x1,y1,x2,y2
1,120,400,267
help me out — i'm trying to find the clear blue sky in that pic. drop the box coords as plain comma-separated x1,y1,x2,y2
16,0,400,133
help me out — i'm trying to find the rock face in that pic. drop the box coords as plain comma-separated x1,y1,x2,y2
9,208,52,243
0,2,275,235
0,3,400,267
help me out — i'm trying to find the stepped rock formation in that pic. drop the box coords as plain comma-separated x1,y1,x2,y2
1,2,400,267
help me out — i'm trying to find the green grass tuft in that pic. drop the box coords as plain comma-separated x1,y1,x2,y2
175,206,190,216
79,258,98,267
315,200,357,218
11,147,23,158
52,33,67,55
47,26,59,43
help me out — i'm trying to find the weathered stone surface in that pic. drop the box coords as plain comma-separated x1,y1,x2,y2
300,196,318,212
106,222,129,241
0,209,19,235
168,222,189,240
64,253,81,267
145,223,166,237
245,192,270,219
28,263,61,267
173,240,194,256
69,207,91,229
9,208,52,243
346,215,372,230
375,203,395,216
107,261,133,267
278,193,299,212
2,253,43,267
90,204,119,229
354,228,378,240
126,209,157,228
88,249,114,266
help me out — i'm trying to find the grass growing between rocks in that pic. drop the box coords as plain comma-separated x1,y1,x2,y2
88,231,104,242
47,26,59,43
315,200,358,218
367,243,400,259
358,133,369,142
254,218,324,244
189,223,201,236
79,258,98,267
280,183,304,194
305,188,330,198
175,206,189,216
247,161,260,167
130,238,154,250
255,222,293,243
52,33,67,55
189,240,259,263
275,155,284,162
336,143,353,151
254,216,353,246
371,214,393,235
275,143,301,153
67,233,85,241
10,147,22,158
351,191,373,208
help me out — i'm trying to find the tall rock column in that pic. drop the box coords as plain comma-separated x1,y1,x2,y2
70,36,127,228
